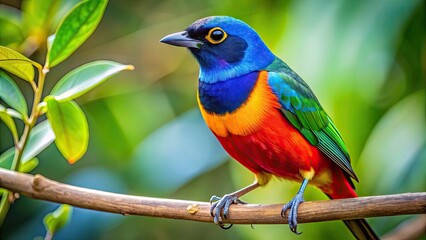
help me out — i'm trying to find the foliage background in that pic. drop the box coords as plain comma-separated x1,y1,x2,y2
0,0,424,239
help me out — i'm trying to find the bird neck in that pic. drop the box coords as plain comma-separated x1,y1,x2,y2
197,47,276,84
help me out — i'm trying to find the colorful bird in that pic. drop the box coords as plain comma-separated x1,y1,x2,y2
160,16,378,239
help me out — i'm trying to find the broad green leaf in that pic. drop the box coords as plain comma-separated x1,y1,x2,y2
0,71,28,116
0,105,18,142
18,157,39,173
0,121,54,169
45,97,88,163
43,204,73,235
51,0,82,29
47,0,108,67
51,61,134,101
0,46,35,82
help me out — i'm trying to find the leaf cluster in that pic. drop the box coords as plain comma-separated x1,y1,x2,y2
0,0,133,236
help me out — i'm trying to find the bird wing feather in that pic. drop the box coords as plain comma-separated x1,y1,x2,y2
266,59,358,181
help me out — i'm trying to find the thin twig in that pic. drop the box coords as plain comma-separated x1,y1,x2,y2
0,62,47,226
0,168,424,225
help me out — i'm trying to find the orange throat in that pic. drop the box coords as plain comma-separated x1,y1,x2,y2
197,71,280,137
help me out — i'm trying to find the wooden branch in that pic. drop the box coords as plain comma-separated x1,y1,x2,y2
0,168,425,225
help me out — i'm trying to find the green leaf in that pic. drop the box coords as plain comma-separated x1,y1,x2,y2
0,71,28,116
43,204,73,235
4,107,23,120
45,97,88,163
0,104,18,142
47,0,108,67
0,149,14,170
0,121,54,170
22,121,55,162
18,157,39,173
0,46,35,82
51,60,134,101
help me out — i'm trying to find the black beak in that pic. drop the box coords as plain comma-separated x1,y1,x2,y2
160,31,203,49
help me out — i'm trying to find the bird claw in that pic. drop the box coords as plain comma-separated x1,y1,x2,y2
281,192,304,235
210,194,246,229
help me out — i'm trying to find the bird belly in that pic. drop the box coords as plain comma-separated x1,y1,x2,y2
214,110,357,199
216,110,357,199
214,109,327,183
198,71,323,181
198,71,355,197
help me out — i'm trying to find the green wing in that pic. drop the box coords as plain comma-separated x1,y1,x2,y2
266,59,358,181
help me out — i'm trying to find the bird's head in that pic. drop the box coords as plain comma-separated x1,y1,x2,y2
160,16,276,83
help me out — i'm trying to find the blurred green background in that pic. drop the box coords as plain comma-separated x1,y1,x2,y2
0,0,425,239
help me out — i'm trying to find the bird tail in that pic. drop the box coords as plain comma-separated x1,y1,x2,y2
343,219,379,240
323,172,379,240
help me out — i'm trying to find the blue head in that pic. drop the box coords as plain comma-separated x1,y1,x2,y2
160,16,276,83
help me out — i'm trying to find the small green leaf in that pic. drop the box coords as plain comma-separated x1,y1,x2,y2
0,121,54,170
18,157,39,173
0,105,18,142
51,60,134,101
43,204,73,235
22,121,55,162
37,102,48,116
47,0,108,67
5,108,23,120
0,148,14,169
0,46,35,82
45,97,88,163
0,71,28,116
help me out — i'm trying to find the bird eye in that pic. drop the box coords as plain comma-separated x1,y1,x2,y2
205,27,227,44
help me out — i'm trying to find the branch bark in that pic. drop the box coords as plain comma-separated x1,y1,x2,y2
0,168,425,225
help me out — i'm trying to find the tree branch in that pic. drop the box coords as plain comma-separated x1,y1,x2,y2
0,168,425,225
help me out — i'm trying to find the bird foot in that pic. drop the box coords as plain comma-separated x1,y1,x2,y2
210,194,246,229
281,192,304,234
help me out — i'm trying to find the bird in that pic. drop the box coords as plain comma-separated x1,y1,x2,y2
160,16,378,239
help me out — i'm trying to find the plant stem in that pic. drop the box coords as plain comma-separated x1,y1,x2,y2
44,231,53,240
0,191,11,226
11,65,46,171
0,64,47,226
